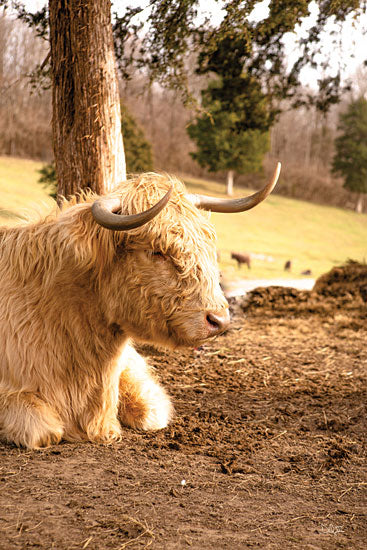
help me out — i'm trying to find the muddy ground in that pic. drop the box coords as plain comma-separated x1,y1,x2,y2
1,262,366,549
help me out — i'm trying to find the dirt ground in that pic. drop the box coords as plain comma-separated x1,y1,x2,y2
1,262,366,550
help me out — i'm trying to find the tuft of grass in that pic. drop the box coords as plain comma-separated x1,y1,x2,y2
183,174,367,281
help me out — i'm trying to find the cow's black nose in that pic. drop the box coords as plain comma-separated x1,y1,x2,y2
205,309,230,336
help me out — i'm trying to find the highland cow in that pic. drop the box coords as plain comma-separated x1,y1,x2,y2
0,164,280,449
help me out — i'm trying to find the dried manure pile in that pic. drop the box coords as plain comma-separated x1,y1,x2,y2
1,262,366,549
242,259,367,322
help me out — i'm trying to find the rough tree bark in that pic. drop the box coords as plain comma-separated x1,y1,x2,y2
49,0,126,200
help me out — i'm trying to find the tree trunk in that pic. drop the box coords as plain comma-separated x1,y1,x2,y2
226,170,234,196
356,193,364,214
49,0,126,200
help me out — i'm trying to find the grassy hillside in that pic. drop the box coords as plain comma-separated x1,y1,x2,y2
0,156,55,222
183,174,367,281
0,157,365,281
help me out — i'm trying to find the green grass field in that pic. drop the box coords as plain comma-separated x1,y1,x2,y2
0,156,365,281
0,156,54,221
184,174,367,281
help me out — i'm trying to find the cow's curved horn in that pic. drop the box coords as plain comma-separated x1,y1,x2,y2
187,162,281,213
91,186,173,230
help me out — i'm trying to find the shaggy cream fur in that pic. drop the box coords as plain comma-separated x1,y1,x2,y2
0,173,228,449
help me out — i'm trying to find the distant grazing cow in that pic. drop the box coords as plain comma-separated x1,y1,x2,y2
0,164,280,448
231,252,251,269
284,260,292,272
301,269,312,276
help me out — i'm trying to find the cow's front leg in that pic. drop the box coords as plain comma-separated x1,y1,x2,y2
118,344,173,431
81,394,123,444
75,372,123,444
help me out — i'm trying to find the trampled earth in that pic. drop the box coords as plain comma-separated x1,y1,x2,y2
1,262,366,549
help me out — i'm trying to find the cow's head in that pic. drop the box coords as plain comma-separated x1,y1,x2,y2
90,164,280,348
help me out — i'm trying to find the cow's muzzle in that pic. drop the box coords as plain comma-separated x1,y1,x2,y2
205,309,230,337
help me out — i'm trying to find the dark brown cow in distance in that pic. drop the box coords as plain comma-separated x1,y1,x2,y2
231,252,251,269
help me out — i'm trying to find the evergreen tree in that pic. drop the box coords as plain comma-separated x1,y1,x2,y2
188,76,270,195
332,97,367,213
38,163,57,199
120,103,153,173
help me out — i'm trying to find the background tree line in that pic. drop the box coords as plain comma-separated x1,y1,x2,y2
0,3,366,211
0,11,51,158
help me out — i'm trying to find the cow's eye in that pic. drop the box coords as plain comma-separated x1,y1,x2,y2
152,251,166,260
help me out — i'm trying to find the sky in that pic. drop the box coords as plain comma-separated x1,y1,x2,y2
20,0,367,88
